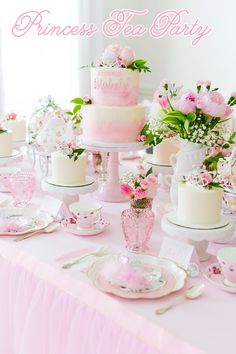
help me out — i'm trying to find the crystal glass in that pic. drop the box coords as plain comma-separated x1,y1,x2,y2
9,170,36,207
121,201,154,252
223,190,236,215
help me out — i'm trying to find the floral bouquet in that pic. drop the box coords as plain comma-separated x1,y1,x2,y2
120,167,158,208
57,142,85,161
96,44,150,73
140,80,236,148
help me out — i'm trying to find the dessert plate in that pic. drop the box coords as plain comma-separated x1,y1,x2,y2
167,211,229,230
0,207,54,236
88,254,186,299
203,262,236,294
145,154,172,167
0,150,21,159
45,176,95,188
61,217,110,236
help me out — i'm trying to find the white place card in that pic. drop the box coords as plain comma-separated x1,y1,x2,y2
158,237,194,270
40,195,62,217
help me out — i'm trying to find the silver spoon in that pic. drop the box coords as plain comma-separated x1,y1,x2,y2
155,283,205,315
14,222,59,242
62,246,107,269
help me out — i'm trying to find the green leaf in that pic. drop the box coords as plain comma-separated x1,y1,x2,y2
187,113,196,122
66,111,73,115
162,117,182,125
73,105,82,114
184,119,190,132
71,97,84,104
146,167,153,177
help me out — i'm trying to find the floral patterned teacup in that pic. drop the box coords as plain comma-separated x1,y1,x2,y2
217,247,236,287
69,201,102,229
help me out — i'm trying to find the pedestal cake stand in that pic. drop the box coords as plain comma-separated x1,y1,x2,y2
0,150,22,166
41,176,98,216
81,141,147,202
161,213,234,261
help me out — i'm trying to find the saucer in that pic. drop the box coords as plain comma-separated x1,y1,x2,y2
203,262,236,293
61,217,110,236
167,211,229,230
145,154,172,167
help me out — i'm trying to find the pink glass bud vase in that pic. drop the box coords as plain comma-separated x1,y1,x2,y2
121,199,155,253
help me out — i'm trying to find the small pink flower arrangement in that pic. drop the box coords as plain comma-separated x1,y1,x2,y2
141,80,236,147
57,142,85,161
183,168,222,190
5,112,17,120
97,44,150,73
120,167,158,208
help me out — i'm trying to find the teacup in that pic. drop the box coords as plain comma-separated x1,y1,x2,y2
217,247,236,287
69,201,102,229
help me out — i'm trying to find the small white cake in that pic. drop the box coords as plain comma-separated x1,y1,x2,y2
0,130,13,157
51,151,86,185
177,183,223,225
153,140,178,165
3,119,26,142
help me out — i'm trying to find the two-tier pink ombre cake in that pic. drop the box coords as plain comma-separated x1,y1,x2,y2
82,45,149,144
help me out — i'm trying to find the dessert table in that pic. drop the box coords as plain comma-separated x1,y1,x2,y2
0,158,236,354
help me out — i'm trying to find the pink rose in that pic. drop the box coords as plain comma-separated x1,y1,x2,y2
6,112,17,120
196,80,204,87
83,95,91,103
197,91,232,119
158,96,170,109
222,149,232,157
137,135,146,142
146,175,158,185
178,91,197,114
140,179,149,190
119,46,135,66
200,171,213,185
106,44,121,56
120,184,134,197
134,187,147,200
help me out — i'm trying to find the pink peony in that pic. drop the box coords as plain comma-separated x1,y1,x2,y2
134,187,147,200
178,91,197,114
120,184,134,197
6,112,17,120
158,95,170,109
146,185,157,199
119,46,135,66
101,50,118,66
197,91,232,118
106,44,121,56
145,175,158,185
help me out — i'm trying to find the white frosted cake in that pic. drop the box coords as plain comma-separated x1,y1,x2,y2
81,46,148,144
177,183,223,225
51,151,86,185
3,113,26,142
153,140,178,165
0,130,13,157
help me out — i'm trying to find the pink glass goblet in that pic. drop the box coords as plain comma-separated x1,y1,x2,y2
9,170,36,207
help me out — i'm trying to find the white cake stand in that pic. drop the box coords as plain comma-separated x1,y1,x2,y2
161,213,235,261
81,141,148,202
41,176,98,215
0,150,22,166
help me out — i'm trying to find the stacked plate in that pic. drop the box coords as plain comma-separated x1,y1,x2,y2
88,254,186,299
0,207,53,236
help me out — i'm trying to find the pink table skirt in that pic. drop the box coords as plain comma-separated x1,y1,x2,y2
0,240,203,354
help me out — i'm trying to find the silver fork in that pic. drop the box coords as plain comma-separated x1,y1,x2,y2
62,246,107,269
